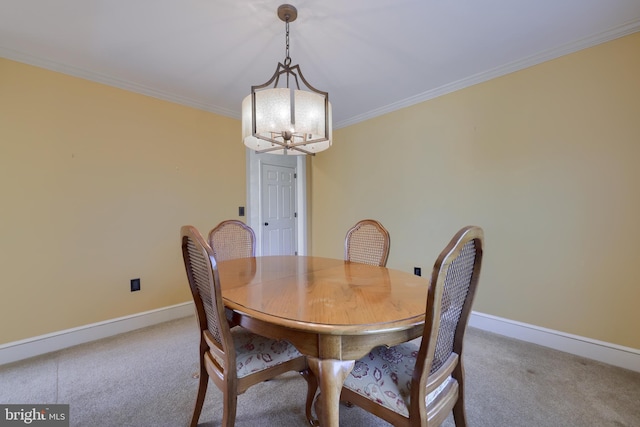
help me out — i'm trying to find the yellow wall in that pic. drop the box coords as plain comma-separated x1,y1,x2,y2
311,32,640,349
3,32,639,350
0,59,245,344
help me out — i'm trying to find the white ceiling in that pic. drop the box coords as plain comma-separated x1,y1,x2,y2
2,0,640,128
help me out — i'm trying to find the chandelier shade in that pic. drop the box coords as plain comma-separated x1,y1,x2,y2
241,4,332,156
242,88,332,155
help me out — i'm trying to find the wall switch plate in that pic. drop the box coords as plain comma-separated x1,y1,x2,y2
239,206,245,216
131,278,141,292
414,267,421,276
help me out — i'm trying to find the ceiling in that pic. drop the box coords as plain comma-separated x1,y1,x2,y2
2,0,640,128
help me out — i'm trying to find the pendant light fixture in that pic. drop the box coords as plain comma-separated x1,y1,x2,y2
242,4,332,155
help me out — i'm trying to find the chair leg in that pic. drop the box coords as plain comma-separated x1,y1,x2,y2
452,363,467,427
300,369,319,426
452,397,467,427
190,349,209,427
221,389,238,427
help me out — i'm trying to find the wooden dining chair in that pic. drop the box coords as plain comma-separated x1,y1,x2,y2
338,226,484,427
344,219,390,267
208,220,256,262
181,225,317,427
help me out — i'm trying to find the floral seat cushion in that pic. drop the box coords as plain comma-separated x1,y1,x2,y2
343,341,454,417
229,328,303,378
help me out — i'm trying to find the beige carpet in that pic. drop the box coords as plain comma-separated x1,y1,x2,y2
1,316,639,426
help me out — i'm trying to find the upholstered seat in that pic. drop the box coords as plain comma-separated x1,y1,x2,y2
345,342,455,417
340,226,484,427
217,327,306,378
181,225,316,426
344,219,390,266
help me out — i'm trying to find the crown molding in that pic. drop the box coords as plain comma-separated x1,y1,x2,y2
2,19,639,128
0,46,240,120
335,19,640,129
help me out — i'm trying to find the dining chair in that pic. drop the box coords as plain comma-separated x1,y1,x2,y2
181,225,317,427
208,220,256,262
338,225,484,427
344,219,391,267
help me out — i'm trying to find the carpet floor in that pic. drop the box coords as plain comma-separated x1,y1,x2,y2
1,316,639,426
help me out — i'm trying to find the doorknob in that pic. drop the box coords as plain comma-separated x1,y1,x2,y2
264,222,269,226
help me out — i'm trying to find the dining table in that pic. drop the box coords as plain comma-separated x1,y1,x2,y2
216,255,430,427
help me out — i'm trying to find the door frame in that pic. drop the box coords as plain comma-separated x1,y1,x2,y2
246,149,307,256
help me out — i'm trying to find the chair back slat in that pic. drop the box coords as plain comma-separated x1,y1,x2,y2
345,219,390,267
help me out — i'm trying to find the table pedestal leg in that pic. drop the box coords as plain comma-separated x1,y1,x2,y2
307,357,355,427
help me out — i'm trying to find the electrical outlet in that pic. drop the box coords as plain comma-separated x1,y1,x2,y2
130,278,141,292
414,267,421,276
238,206,245,216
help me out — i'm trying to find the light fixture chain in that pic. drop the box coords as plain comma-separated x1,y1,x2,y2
285,20,291,65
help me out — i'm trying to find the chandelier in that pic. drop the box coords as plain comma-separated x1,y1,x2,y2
242,4,332,156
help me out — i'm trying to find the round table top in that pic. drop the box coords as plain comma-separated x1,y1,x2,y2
217,255,430,335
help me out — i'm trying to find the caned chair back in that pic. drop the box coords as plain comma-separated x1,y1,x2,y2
208,220,256,262
414,225,483,425
339,226,484,427
344,219,390,267
182,226,235,370
181,225,317,427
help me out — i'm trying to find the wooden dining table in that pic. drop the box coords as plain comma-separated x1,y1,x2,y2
217,255,430,427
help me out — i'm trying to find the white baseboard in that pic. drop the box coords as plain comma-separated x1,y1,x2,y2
2,305,638,373
0,302,195,366
469,311,640,373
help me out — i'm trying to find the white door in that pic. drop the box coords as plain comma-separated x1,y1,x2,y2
261,163,297,255
246,150,307,256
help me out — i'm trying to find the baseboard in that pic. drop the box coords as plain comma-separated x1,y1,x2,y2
0,302,195,366
3,305,638,372
469,311,640,373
